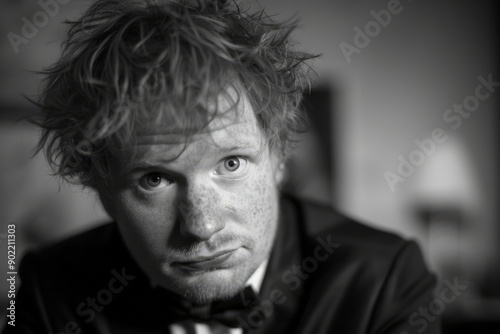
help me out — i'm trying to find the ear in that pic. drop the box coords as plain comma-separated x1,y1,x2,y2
274,161,285,185
270,149,286,185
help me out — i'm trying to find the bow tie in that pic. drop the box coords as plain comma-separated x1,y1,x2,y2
164,286,260,328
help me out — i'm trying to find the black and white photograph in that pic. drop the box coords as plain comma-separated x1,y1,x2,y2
0,0,499,333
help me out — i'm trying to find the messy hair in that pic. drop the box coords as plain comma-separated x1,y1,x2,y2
34,0,317,189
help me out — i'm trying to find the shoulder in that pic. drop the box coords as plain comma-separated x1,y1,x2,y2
24,222,118,267
19,222,141,294
283,194,431,289
278,197,437,332
282,195,437,332
285,194,410,256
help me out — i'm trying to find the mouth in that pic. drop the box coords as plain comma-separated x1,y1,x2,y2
173,249,238,272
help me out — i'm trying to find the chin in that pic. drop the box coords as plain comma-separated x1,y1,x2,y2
169,268,248,303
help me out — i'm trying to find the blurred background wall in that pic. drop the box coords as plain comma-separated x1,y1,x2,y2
0,0,499,331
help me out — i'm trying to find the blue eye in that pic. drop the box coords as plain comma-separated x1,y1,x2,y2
216,156,247,175
139,172,173,190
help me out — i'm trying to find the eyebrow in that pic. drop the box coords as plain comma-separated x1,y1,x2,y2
122,142,264,175
217,143,261,155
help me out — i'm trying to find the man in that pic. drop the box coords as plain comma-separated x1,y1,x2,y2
7,0,440,333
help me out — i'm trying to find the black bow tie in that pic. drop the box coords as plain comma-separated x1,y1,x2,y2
163,286,260,328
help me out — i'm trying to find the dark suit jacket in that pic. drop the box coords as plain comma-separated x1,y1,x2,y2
5,194,440,334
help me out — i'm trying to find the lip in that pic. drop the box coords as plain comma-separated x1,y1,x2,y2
174,249,237,271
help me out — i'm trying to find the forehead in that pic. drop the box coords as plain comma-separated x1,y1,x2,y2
123,91,266,166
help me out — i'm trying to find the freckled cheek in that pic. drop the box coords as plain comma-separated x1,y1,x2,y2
230,162,278,237
113,191,177,247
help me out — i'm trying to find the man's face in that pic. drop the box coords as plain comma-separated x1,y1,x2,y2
101,94,283,303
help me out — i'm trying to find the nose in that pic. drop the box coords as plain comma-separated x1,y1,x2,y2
178,183,225,241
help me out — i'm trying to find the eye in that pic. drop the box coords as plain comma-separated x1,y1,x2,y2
225,157,240,171
139,172,173,191
216,156,248,175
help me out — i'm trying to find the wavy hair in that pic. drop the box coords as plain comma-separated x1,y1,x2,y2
34,0,317,189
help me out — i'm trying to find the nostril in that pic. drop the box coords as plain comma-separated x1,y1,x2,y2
179,219,224,241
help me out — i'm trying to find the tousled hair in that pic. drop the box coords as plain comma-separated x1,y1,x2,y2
34,0,317,189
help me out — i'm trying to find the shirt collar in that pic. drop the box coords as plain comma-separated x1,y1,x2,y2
245,259,268,293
